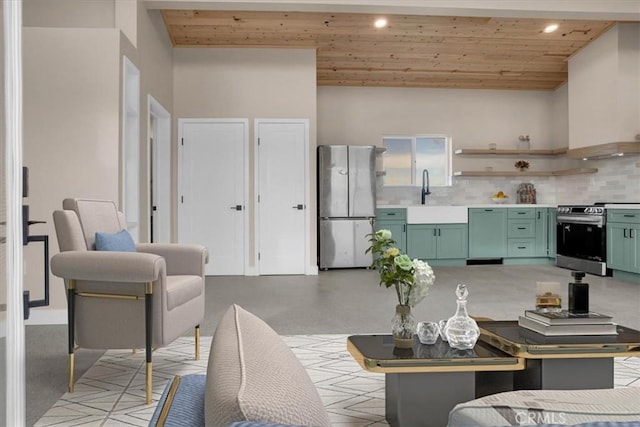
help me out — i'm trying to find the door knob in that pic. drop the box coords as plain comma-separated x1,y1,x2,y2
229,205,243,211
292,204,305,210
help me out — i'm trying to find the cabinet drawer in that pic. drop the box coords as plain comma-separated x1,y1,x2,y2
508,208,535,219
607,210,640,224
508,239,535,257
376,208,406,221
508,220,535,238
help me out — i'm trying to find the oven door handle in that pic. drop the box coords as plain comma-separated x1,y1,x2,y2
557,215,604,226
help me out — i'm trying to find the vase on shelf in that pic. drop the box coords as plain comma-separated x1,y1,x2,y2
444,284,480,350
392,304,415,348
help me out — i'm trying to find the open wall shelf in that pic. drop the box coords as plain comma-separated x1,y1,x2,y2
454,148,568,156
453,168,598,177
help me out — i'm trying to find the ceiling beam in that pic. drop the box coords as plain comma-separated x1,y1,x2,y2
146,0,640,21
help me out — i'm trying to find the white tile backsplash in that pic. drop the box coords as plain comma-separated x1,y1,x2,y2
377,157,639,206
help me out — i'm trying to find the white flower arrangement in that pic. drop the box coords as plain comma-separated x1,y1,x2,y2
366,229,435,307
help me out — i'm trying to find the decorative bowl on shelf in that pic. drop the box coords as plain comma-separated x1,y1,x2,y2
492,197,509,204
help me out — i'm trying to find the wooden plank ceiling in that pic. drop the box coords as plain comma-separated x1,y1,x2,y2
161,10,615,90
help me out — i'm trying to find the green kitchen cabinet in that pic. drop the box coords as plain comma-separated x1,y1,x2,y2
607,210,640,274
375,208,406,253
547,208,557,259
468,208,507,258
534,208,549,256
407,224,468,260
406,225,437,260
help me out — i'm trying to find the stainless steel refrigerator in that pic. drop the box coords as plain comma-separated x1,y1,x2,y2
318,145,376,269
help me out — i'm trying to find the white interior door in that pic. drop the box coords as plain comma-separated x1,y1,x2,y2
256,120,308,275
179,119,247,275
148,95,171,243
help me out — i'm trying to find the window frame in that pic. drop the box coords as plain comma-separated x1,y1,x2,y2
382,134,452,187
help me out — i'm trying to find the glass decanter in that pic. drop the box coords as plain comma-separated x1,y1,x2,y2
444,284,480,350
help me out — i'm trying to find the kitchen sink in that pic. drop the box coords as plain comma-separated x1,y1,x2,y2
406,205,468,224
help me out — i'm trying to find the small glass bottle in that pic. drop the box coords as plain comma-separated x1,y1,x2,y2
568,271,589,315
445,284,480,350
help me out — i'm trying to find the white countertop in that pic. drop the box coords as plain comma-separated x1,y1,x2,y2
605,204,640,209
377,204,557,209
471,204,557,208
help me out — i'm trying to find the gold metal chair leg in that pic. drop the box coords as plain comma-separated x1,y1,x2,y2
195,325,201,361
68,353,75,393
146,361,152,404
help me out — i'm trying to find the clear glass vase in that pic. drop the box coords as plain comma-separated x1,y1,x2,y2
392,304,415,348
444,284,480,350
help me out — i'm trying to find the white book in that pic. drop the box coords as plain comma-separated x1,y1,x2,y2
524,310,613,326
518,315,618,336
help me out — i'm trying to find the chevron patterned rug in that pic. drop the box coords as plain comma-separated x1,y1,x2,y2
35,335,389,426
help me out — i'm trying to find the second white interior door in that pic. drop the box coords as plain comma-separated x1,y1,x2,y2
179,119,247,275
257,120,308,275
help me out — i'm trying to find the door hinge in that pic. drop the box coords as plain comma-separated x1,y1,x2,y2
257,137,260,146
181,138,184,146
258,252,260,260
181,196,184,203
258,195,260,203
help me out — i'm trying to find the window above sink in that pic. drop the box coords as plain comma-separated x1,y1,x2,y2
382,135,452,187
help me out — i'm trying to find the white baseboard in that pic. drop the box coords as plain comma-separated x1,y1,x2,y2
25,308,67,325
244,266,258,276
307,265,319,275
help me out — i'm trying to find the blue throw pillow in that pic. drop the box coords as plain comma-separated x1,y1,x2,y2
95,229,136,252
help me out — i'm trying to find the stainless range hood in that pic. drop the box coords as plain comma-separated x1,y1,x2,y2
566,141,640,160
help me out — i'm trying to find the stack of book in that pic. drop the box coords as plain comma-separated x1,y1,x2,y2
518,310,617,336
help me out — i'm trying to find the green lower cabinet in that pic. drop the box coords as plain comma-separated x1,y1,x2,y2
607,223,640,274
376,208,407,253
468,208,507,258
547,208,557,258
606,210,640,277
376,221,406,253
535,208,549,257
469,207,553,263
438,225,469,259
507,239,535,257
406,224,468,262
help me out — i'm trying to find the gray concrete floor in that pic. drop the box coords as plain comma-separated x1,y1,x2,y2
25,264,640,425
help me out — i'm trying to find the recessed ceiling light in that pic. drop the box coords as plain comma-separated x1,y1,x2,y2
543,23,559,33
374,18,388,29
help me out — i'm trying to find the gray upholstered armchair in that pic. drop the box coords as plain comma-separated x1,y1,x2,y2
50,198,208,404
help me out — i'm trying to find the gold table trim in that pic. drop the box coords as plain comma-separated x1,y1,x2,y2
478,321,640,359
347,337,525,374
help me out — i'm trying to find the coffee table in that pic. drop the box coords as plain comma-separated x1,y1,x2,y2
477,320,640,390
347,335,524,427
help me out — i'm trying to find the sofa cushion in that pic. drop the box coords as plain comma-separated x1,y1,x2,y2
95,229,136,252
448,388,640,427
205,304,331,427
166,275,203,310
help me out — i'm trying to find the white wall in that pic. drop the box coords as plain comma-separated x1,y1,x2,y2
23,28,122,313
568,23,640,149
173,48,317,267
23,0,115,28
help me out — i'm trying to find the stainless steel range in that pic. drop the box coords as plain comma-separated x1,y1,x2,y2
556,204,610,276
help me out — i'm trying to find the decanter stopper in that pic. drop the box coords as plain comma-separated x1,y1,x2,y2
456,283,469,300
445,284,480,350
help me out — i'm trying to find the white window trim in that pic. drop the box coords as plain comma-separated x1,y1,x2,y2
382,134,452,187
